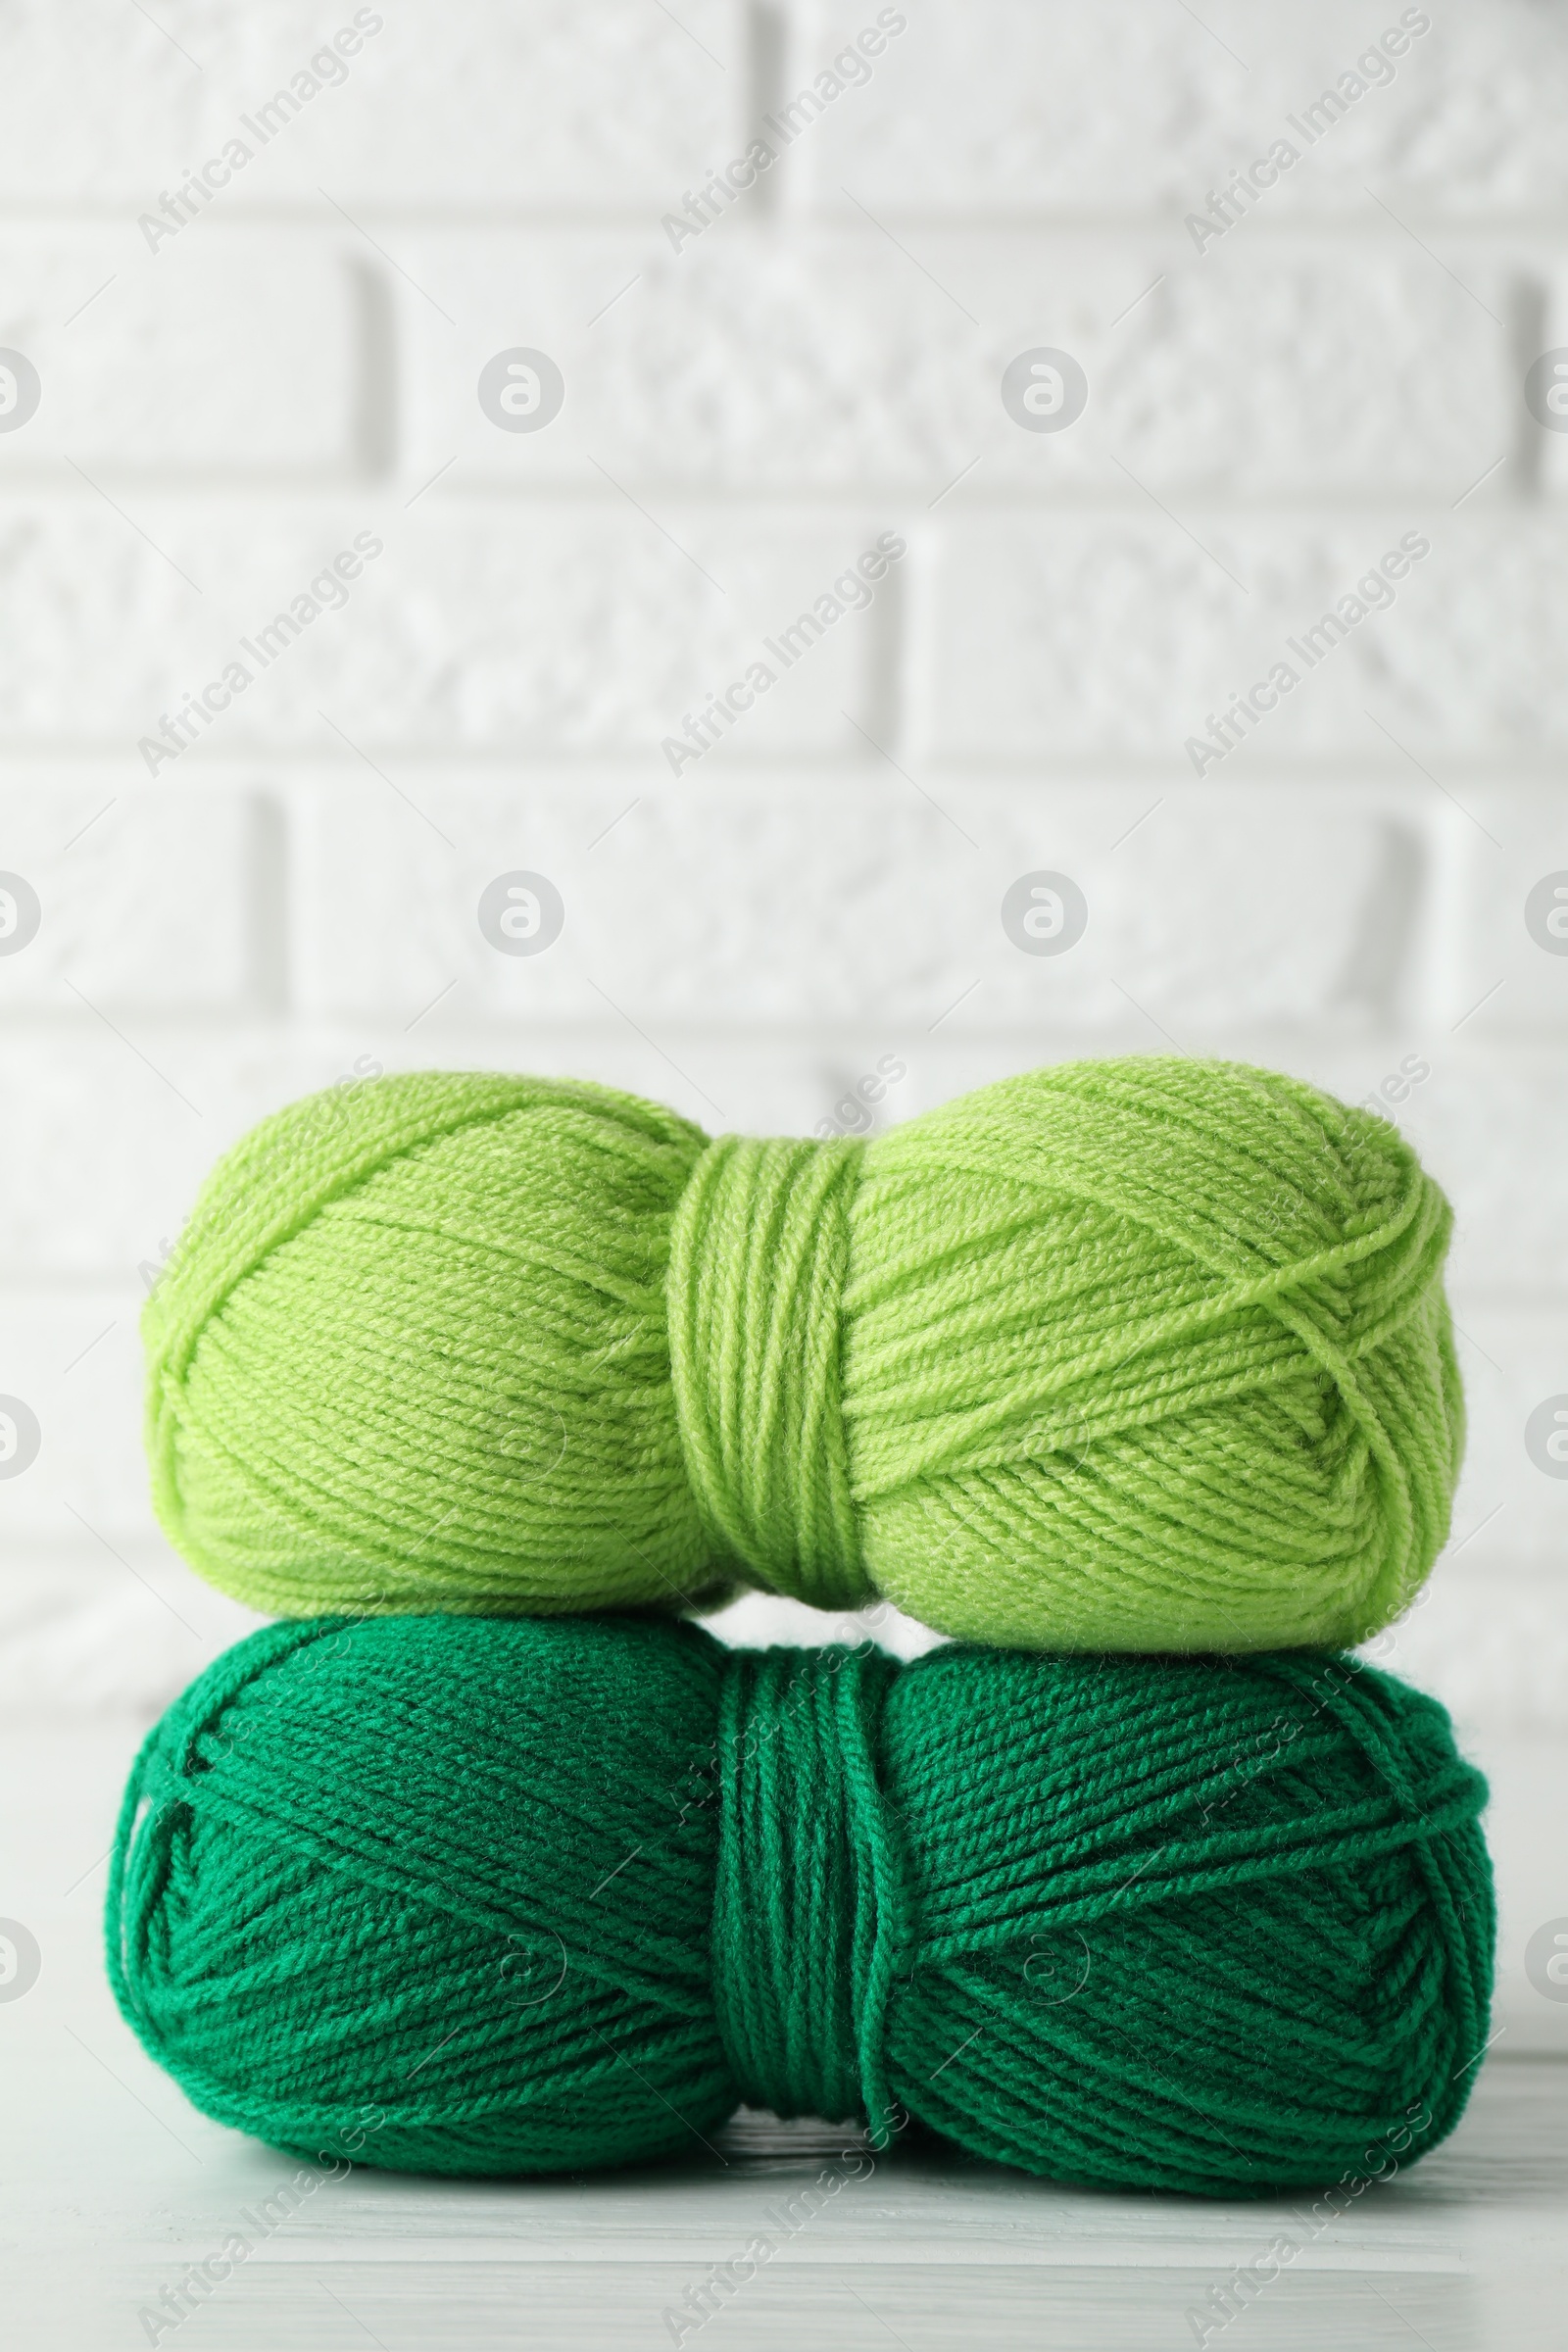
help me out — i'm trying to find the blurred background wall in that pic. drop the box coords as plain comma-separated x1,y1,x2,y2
0,0,1565,2037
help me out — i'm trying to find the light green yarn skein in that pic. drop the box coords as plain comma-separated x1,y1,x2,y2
143,1057,1463,1651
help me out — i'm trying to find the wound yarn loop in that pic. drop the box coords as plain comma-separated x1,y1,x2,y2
108,1615,1494,2196
669,1134,869,1608
713,1645,905,2137
142,1056,1464,1652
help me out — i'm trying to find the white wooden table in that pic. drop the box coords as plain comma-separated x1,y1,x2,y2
5,1723,1564,2350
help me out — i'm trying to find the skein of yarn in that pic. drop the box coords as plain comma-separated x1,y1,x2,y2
143,1057,1463,1650
108,1614,1493,2193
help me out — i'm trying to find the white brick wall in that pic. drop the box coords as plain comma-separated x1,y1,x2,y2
1,0,1566,2032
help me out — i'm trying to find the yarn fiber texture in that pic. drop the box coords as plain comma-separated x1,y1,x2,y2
143,1057,1463,1651
108,1614,1494,2195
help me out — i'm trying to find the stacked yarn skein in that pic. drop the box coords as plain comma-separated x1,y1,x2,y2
109,1614,1493,2194
142,1056,1463,1653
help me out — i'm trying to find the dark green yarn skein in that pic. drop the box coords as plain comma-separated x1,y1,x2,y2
108,1616,1494,2195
